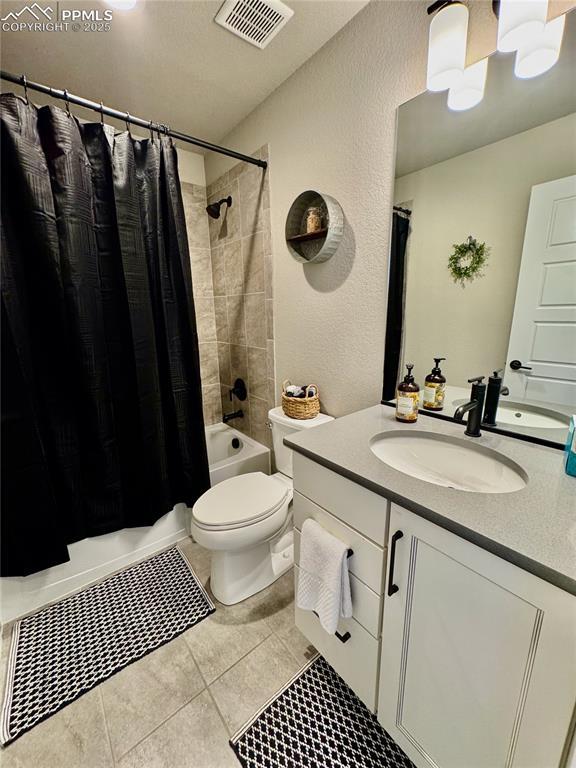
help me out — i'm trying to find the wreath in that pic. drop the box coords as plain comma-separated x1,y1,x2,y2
448,236,489,286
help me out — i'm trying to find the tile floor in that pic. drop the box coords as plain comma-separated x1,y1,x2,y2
1,539,316,768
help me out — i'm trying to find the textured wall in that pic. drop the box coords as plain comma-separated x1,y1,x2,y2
181,182,223,425
207,146,275,447
204,0,574,417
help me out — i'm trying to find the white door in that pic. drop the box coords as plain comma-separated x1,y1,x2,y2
378,504,576,768
506,175,576,407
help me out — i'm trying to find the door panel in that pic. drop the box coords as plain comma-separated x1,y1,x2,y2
506,176,576,407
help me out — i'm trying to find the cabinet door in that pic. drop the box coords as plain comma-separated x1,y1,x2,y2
378,504,576,768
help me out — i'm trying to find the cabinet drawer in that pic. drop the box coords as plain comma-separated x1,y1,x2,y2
293,491,385,594
293,453,388,544
294,566,379,712
294,529,382,638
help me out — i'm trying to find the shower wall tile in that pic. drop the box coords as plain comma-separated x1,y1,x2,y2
223,240,244,296
211,246,226,297
202,385,223,426
194,298,217,343
214,297,229,343
182,182,221,426
207,145,274,443
245,294,266,349
199,343,219,387
217,342,231,387
242,232,265,294
189,248,213,298
226,295,246,346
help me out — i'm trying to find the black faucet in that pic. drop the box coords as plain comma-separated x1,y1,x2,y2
223,409,243,424
454,376,486,437
482,369,510,427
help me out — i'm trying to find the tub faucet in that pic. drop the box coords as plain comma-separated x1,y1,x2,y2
454,376,486,438
223,409,243,424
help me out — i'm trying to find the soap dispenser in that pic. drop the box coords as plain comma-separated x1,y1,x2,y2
423,357,446,411
396,364,420,423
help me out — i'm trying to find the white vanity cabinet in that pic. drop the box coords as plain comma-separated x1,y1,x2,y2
378,503,576,768
292,453,389,711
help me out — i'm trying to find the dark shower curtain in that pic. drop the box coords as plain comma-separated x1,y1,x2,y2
382,209,411,401
1,93,210,577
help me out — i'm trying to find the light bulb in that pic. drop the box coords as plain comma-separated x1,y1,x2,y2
447,58,488,111
105,0,138,9
515,14,565,78
497,0,548,53
427,2,469,92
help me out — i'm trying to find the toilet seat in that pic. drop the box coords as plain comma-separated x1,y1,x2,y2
192,472,290,531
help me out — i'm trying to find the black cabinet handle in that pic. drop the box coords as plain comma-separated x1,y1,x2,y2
387,530,404,596
509,360,532,371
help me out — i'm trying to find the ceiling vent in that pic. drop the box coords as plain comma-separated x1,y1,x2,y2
215,0,294,49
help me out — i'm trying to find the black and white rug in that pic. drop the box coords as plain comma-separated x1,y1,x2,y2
231,655,414,768
1,546,214,745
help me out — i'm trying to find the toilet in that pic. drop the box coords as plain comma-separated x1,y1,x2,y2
191,406,334,605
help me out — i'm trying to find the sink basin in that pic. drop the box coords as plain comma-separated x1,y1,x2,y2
370,431,527,493
452,399,569,430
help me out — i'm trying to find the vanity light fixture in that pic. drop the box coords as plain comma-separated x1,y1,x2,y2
514,13,565,78
447,57,488,111
496,0,548,53
426,0,469,92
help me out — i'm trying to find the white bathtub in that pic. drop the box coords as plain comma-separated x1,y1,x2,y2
1,424,270,623
206,423,270,485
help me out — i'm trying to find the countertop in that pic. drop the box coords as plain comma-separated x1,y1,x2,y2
285,405,576,596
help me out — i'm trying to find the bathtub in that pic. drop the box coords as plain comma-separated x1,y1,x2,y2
1,424,270,622
206,422,270,485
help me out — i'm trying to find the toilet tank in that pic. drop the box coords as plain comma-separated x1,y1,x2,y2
268,406,334,478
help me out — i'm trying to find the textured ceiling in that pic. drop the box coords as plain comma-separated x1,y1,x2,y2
0,0,369,146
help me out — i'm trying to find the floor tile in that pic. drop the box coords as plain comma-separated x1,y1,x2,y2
277,624,318,667
177,537,211,581
183,591,273,685
100,637,205,760
118,689,237,768
1,688,113,768
209,633,300,734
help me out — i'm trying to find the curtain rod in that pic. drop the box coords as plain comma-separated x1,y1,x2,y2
0,70,267,170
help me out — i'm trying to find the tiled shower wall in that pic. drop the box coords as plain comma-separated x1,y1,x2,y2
182,182,223,426
206,145,275,448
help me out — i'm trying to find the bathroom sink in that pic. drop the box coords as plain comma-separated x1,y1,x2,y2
370,431,527,493
452,399,569,430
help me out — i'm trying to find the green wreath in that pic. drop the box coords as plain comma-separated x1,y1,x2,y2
448,236,489,286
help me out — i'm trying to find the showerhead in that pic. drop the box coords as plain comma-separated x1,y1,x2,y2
206,196,232,219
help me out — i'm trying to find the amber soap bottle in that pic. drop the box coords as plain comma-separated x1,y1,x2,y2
423,357,446,411
396,364,420,423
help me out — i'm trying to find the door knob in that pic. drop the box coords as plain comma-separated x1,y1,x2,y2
509,360,532,371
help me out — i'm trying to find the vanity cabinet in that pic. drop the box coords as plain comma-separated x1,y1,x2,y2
378,503,576,768
292,453,389,711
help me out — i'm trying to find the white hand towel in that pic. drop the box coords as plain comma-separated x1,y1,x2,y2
296,518,353,635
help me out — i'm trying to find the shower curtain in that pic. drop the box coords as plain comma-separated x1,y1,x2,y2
1,93,210,577
382,209,411,401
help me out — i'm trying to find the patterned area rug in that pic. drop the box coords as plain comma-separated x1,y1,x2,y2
1,546,214,745
231,655,414,768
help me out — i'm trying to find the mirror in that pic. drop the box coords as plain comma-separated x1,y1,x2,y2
383,9,576,447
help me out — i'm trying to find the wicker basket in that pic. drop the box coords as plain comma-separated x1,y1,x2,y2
281,380,320,420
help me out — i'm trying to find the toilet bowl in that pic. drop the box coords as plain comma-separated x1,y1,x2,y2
190,407,334,605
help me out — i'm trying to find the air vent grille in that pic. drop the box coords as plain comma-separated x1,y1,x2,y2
215,0,294,49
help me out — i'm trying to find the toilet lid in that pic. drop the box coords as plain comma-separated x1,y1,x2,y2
192,472,290,530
